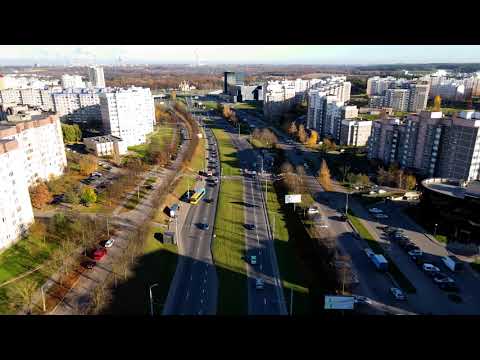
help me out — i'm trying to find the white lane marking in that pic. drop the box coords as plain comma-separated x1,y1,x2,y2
204,278,207,284
264,298,267,305
186,291,190,300
260,264,262,271
190,275,193,281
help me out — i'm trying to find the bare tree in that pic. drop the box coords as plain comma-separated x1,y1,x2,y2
8,278,39,314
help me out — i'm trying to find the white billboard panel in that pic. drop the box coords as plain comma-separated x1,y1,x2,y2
285,194,302,204
324,296,355,310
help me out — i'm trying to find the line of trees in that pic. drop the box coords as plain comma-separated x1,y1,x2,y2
377,163,417,190
251,128,278,148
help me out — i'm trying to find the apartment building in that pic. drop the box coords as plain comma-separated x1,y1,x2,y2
367,117,405,165
437,111,480,181
399,111,445,177
19,88,43,108
0,89,21,104
52,89,101,122
88,66,106,88
340,119,373,147
99,87,155,147
0,115,67,187
61,74,85,89
0,139,35,250
306,79,354,140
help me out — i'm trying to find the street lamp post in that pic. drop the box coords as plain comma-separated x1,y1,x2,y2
41,283,47,313
434,223,438,237
149,283,159,316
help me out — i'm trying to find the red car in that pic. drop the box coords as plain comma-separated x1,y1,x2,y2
92,247,107,261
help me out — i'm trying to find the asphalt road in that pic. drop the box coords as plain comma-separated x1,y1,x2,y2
163,120,220,315
236,109,422,314
220,117,287,315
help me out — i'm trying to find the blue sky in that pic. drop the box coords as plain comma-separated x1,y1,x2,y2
0,45,479,65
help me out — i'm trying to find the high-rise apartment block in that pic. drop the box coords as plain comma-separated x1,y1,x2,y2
340,119,373,147
88,66,106,88
368,110,480,181
99,87,155,147
0,115,67,250
223,72,245,95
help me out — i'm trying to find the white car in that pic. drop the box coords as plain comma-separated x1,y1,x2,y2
422,263,440,273
104,238,115,248
308,207,320,215
408,249,423,257
368,208,383,214
255,278,264,290
353,295,371,305
390,287,406,300
374,213,389,219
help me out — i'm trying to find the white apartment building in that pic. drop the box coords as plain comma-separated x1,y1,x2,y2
0,115,67,187
51,89,101,122
19,88,43,108
100,87,155,147
340,119,373,147
0,89,21,104
84,135,127,157
61,74,85,89
0,139,35,250
366,76,408,96
88,66,106,88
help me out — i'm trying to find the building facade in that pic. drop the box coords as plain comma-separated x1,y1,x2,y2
99,87,155,147
83,135,127,157
340,119,373,147
88,66,106,88
61,74,85,89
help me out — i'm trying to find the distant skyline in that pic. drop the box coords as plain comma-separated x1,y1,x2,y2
0,45,479,66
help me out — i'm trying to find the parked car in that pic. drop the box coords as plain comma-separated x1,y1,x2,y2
200,223,209,230
92,247,107,261
441,256,464,272
433,274,455,284
390,287,406,300
404,243,420,252
408,249,423,257
423,263,441,273
245,224,255,230
368,208,383,214
374,213,389,219
104,238,115,248
307,207,320,215
255,278,264,290
353,295,371,305
438,282,460,292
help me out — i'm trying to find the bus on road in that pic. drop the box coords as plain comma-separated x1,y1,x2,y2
190,188,206,205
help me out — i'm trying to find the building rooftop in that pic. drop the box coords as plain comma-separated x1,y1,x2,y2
422,178,480,199
84,135,123,143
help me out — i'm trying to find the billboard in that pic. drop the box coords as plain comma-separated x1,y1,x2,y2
324,296,355,310
285,194,302,204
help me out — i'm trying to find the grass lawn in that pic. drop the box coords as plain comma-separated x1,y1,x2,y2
232,101,262,111
103,224,178,315
0,229,59,314
265,182,310,314
211,127,241,176
212,179,247,314
128,125,176,160
347,210,416,294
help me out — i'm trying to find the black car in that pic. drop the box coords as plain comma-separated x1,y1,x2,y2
50,194,64,205
439,282,460,292
245,224,255,230
404,243,419,252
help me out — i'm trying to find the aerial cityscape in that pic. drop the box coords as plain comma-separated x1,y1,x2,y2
1,45,480,315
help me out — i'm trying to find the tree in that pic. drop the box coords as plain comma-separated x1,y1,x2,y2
8,278,38,314
81,187,97,205
78,154,98,176
357,174,371,188
64,186,81,205
171,91,176,101
29,182,53,209
280,161,294,175
307,130,318,146
377,167,390,186
297,124,307,143
222,105,233,119
318,160,332,191
405,174,417,190
73,124,82,141
323,138,337,152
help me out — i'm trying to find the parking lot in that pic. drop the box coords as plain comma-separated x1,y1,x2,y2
362,201,480,314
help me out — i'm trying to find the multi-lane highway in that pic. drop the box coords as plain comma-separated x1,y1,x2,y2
163,122,220,315
217,115,287,315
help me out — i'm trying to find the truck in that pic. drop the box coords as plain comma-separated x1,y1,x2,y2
441,256,464,272
370,254,389,272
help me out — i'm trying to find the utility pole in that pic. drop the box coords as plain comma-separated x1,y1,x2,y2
149,283,159,316
345,192,349,214
106,217,110,238
41,284,47,313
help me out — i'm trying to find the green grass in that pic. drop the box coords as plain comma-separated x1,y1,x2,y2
212,179,246,314
211,127,241,176
128,125,175,160
434,235,448,244
265,182,310,314
0,230,59,314
347,210,416,294
124,187,151,210
103,224,178,315
189,136,206,173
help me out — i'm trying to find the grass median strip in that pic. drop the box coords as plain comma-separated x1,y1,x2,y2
347,210,417,294
265,182,310,314
211,127,241,177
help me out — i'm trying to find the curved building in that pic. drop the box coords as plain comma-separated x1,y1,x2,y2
420,178,480,244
